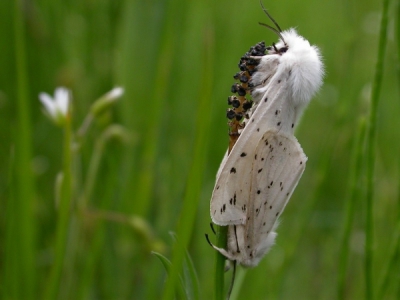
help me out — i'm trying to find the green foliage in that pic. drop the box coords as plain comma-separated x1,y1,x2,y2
2,0,399,299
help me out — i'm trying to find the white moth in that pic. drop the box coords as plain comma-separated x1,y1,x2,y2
209,9,323,268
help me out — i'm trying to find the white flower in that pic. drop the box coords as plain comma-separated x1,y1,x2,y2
39,87,70,125
90,86,124,116
105,87,124,100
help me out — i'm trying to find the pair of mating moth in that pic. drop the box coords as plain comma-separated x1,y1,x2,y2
209,8,324,268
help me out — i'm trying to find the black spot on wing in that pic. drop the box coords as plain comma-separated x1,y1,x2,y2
230,167,236,173
240,152,247,157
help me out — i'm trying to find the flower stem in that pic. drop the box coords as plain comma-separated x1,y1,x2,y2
44,114,74,300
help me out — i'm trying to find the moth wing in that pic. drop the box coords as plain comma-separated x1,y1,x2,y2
210,138,257,226
211,56,297,226
246,131,307,255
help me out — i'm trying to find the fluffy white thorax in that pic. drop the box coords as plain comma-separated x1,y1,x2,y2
270,28,324,105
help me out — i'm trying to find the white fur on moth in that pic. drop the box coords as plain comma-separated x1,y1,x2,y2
209,26,324,266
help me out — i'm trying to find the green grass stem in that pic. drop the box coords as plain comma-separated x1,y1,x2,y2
215,225,228,300
5,1,36,298
365,0,389,298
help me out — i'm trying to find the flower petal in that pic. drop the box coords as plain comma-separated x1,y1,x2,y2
39,92,57,117
54,87,70,115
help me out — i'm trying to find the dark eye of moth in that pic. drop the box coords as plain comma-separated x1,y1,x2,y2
279,47,288,53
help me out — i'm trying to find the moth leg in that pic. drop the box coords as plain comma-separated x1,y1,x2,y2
204,234,236,262
209,222,216,235
233,225,240,253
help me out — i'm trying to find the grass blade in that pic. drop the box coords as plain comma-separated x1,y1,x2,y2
5,2,36,298
364,0,390,298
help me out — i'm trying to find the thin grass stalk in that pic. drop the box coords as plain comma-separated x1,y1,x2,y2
6,1,36,298
162,28,214,300
44,116,73,300
215,225,228,299
373,1,400,297
375,0,400,297
365,0,390,298
337,118,366,299
78,125,126,210
228,266,247,300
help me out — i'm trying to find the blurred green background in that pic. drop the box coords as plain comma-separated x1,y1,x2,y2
2,0,399,299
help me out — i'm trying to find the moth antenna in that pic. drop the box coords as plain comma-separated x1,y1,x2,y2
259,0,283,32
259,22,287,45
227,261,237,300
258,1,287,45
272,42,278,52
